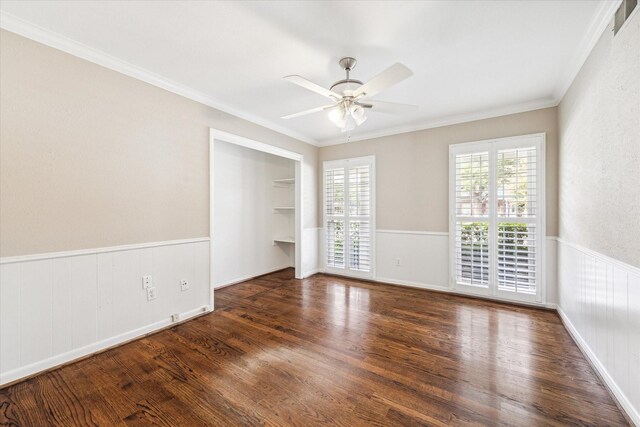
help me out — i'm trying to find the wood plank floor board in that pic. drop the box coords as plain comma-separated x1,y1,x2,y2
0,269,629,426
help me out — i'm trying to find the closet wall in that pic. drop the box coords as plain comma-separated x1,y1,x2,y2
213,141,295,287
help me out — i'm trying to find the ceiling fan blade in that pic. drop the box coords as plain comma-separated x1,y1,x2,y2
281,104,335,119
284,75,342,100
353,63,413,98
358,100,418,114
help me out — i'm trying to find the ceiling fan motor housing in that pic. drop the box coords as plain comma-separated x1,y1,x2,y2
331,57,362,95
330,79,363,95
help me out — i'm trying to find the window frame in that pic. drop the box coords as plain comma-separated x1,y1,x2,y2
323,156,376,279
449,133,546,304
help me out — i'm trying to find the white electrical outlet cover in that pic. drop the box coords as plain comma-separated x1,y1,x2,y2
142,275,152,289
147,287,157,301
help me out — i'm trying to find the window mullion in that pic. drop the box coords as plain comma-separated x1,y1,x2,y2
489,146,498,296
344,166,351,273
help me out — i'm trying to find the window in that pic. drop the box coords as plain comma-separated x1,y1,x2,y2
324,156,375,278
450,134,545,303
614,0,637,35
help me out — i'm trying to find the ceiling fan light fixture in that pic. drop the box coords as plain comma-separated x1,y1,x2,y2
282,57,415,135
328,105,344,125
351,104,367,126
328,102,367,130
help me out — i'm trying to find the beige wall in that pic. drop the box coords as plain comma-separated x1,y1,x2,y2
558,14,640,267
319,107,559,235
0,30,318,257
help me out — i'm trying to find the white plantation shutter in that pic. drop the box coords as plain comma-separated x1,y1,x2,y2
325,168,345,268
324,157,375,277
450,135,544,303
454,152,490,287
348,166,371,271
496,147,538,294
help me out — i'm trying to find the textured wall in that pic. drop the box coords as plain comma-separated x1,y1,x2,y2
558,14,640,267
0,30,318,257
318,107,559,235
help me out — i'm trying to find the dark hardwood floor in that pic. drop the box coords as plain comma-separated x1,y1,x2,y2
0,268,629,426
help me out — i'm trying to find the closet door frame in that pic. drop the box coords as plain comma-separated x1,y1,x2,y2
209,129,305,309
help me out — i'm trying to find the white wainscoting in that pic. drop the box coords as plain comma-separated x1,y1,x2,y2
302,227,320,278
373,230,558,306
376,230,449,290
557,239,640,425
0,238,211,386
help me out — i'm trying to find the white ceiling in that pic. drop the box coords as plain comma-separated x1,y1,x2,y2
0,1,618,146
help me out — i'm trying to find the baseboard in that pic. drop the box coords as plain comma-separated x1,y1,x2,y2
373,275,555,310
374,276,449,293
214,264,292,289
557,306,639,426
0,305,211,387
302,268,320,278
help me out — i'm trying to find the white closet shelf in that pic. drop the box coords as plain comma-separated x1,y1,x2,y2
273,237,295,244
273,178,295,184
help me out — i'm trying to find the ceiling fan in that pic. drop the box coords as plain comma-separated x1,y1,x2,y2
282,57,418,132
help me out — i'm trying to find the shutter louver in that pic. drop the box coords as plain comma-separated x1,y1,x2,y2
496,146,537,294
324,158,373,277
348,166,371,271
454,152,490,287
450,137,543,303
325,168,345,269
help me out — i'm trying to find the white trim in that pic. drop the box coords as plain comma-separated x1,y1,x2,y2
209,133,216,310
368,275,555,309
557,237,640,279
0,305,210,386
448,133,546,304
318,99,558,146
375,230,560,239
318,1,621,148
302,268,321,278
552,0,622,100
322,155,376,280
448,132,547,152
1,2,619,149
294,160,303,280
376,229,448,236
557,306,640,426
213,265,292,289
374,276,449,293
616,5,640,36
210,129,303,161
209,128,305,280
0,237,210,265
0,12,318,147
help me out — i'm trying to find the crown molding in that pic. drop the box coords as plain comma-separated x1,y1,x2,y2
317,97,558,146
1,0,620,149
552,0,621,101
0,11,320,147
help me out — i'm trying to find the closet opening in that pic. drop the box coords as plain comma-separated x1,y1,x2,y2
209,129,304,299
